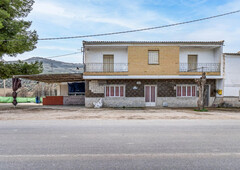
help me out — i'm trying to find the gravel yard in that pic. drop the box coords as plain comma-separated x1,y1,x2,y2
0,103,240,120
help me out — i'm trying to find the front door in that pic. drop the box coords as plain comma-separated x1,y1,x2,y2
145,85,156,106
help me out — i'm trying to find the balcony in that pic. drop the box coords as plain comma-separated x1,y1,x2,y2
85,63,128,73
179,63,221,72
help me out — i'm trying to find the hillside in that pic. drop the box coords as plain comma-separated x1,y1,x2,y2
0,57,84,89
9,57,84,74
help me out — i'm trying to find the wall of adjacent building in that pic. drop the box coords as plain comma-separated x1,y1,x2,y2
224,55,240,97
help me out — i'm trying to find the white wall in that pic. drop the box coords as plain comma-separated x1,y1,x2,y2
85,46,128,72
179,47,221,63
60,83,68,96
224,55,240,97
85,46,128,64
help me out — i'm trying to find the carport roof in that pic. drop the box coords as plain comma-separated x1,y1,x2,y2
13,73,83,83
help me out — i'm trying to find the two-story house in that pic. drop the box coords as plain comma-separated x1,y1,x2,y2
83,41,224,107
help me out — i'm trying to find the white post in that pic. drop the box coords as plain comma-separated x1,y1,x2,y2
3,79,6,97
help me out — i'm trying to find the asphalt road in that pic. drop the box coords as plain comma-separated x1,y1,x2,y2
0,120,240,170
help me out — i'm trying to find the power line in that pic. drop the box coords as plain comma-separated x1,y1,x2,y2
40,10,240,41
1,10,240,42
41,52,81,59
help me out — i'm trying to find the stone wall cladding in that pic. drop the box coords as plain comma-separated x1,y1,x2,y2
85,97,145,108
157,97,215,107
86,97,215,108
223,97,240,107
213,97,240,107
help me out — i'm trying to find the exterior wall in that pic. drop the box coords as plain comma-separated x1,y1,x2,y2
60,83,68,96
85,46,128,73
157,97,215,107
224,55,240,97
128,46,179,75
85,97,145,108
179,47,219,63
222,97,240,107
218,54,240,107
63,96,85,105
85,97,215,108
85,79,216,107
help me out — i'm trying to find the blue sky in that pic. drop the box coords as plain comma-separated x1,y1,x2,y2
3,0,240,63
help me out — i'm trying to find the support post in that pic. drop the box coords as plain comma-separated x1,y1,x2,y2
3,79,6,97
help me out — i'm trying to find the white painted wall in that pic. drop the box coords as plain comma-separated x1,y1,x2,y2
179,47,222,73
179,47,221,63
85,46,128,63
224,55,240,97
60,83,68,96
85,46,128,72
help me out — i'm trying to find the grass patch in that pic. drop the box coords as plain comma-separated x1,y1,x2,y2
194,108,208,112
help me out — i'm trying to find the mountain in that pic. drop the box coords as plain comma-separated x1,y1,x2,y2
10,57,84,74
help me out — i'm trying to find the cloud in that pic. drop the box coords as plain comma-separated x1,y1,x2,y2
5,0,240,63
31,0,176,29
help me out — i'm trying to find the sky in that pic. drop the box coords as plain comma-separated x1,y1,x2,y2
3,0,240,63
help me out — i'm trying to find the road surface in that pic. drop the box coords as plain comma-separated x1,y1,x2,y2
0,120,240,170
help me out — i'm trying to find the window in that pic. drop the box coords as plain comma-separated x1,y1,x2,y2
176,85,196,97
148,51,159,64
68,82,85,95
105,85,125,97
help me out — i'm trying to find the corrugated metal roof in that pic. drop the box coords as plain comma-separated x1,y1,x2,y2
83,40,224,45
224,53,240,55
14,73,83,83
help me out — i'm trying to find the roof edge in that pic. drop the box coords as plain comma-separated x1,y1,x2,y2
83,40,224,45
224,53,240,56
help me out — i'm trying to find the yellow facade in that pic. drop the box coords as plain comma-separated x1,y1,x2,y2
128,46,179,75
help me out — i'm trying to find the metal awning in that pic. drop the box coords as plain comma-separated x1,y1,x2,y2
13,73,84,83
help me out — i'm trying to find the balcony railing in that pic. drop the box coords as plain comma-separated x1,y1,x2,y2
179,63,221,72
85,63,128,72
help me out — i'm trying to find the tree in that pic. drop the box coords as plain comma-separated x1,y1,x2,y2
0,61,43,79
0,0,38,58
195,72,207,111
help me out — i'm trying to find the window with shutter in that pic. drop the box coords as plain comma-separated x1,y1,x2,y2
105,85,125,97
176,85,197,97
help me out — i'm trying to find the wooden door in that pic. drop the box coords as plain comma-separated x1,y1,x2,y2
103,55,114,72
188,55,198,71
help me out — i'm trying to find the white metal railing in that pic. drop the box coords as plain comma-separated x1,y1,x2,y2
179,63,221,72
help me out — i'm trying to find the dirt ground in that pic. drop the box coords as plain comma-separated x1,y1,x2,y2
1,103,240,120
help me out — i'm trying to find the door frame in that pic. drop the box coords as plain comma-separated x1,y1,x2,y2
144,85,157,107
